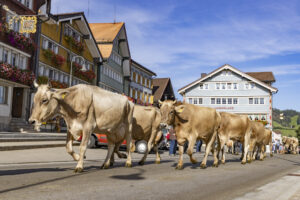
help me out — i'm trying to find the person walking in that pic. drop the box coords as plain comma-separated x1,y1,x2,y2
168,126,177,156
196,140,202,153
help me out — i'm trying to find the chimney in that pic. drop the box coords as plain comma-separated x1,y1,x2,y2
201,73,207,78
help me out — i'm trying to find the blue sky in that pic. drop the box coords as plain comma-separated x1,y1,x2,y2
52,0,300,111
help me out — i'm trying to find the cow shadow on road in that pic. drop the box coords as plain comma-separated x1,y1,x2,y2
0,167,68,176
110,168,146,180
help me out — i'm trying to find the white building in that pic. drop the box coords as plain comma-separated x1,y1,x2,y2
178,64,278,129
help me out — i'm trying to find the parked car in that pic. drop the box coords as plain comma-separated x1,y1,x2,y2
87,133,148,154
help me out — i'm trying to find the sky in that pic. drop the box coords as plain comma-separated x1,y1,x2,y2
52,0,300,111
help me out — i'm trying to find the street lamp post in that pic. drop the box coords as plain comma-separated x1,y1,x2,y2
69,55,87,87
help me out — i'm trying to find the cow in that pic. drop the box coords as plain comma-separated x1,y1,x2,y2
282,136,298,154
290,137,299,154
112,105,163,165
159,100,221,169
217,112,252,165
248,121,273,161
29,82,134,172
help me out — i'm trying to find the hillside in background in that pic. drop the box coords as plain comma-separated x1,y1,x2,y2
273,108,300,137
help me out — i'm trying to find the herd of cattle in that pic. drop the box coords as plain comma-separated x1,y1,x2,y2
29,83,299,172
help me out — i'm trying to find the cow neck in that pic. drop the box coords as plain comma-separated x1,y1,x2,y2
57,99,77,120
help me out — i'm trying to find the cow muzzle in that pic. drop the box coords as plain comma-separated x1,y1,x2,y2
160,123,168,129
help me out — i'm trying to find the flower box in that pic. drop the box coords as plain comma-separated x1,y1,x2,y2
42,49,65,67
0,63,35,86
37,76,68,89
64,35,85,53
72,62,95,82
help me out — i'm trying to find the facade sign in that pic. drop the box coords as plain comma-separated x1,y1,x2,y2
20,16,37,33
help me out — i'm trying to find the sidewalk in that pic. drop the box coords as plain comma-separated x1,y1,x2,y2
0,131,73,151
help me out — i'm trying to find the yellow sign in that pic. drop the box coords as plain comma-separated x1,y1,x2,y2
20,16,37,33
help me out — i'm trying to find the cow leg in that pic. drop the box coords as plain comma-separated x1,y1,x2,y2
74,130,91,173
211,142,219,167
252,145,257,161
241,132,251,164
218,135,226,164
138,139,153,165
259,145,265,161
201,130,217,169
66,131,80,161
114,142,127,159
187,136,197,164
154,130,162,164
125,129,133,168
175,145,184,170
101,139,115,169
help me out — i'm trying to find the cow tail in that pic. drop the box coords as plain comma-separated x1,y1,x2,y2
269,130,273,157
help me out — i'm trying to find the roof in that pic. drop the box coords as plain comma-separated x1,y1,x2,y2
131,60,157,76
245,72,275,83
89,23,125,59
153,78,171,101
50,12,102,59
178,64,278,94
89,23,124,43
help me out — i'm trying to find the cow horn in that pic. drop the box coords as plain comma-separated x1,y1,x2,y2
158,100,163,105
33,80,39,88
173,100,177,104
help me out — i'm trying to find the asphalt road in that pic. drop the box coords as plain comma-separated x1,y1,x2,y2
0,147,299,200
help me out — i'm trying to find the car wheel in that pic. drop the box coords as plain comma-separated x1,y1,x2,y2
136,140,147,154
88,135,97,148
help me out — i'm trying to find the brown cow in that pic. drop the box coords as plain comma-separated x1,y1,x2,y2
159,100,221,169
217,112,252,164
29,82,134,172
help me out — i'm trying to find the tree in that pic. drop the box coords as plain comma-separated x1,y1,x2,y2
297,127,300,146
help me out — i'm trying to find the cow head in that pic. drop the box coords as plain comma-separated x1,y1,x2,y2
159,100,177,127
29,80,68,131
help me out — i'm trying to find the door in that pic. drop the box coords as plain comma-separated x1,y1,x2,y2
12,87,23,118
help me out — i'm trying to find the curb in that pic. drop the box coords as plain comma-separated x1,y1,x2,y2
0,143,80,151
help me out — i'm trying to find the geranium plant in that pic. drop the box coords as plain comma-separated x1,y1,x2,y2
0,63,35,86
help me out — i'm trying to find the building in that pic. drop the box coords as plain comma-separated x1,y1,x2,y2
89,22,131,95
129,59,156,105
0,0,47,130
152,78,175,107
178,64,278,129
37,12,102,89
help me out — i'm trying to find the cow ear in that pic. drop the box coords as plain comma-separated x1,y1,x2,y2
52,89,69,101
175,105,189,121
175,105,184,113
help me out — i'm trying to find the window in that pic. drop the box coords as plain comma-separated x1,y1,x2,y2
245,83,249,89
189,98,192,104
251,83,255,89
205,84,208,89
199,98,203,104
199,83,203,89
211,98,215,104
228,98,232,104
233,83,238,90
227,83,232,90
11,53,17,66
193,98,198,104
19,56,25,69
260,98,264,104
39,65,44,76
222,98,226,104
0,86,7,104
261,115,266,121
254,98,259,104
216,83,220,90
3,49,8,63
249,98,253,104
233,98,238,104
64,75,69,83
222,83,226,90
216,98,221,104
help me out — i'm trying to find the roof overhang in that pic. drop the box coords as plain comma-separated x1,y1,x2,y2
178,64,278,95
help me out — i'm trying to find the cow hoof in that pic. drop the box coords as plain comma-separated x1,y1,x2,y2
110,162,114,167
259,158,264,161
155,160,161,164
241,161,246,165
212,163,218,167
125,162,132,168
101,164,110,169
221,160,225,164
270,154,273,157
138,161,145,165
190,159,197,164
84,155,86,159
200,164,207,169
175,165,183,170
74,167,83,173
247,160,252,163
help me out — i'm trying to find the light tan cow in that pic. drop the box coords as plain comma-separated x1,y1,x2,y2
217,112,252,165
29,82,134,172
159,100,221,169
282,136,298,154
248,122,273,161
131,105,162,165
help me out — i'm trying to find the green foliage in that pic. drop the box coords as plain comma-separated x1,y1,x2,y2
273,108,299,137
296,127,300,145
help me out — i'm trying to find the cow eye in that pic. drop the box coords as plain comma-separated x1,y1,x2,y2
170,111,174,114
42,99,48,104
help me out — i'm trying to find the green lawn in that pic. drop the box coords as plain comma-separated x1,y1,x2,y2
290,115,299,129
273,116,298,137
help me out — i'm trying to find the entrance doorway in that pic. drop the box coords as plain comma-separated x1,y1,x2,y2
12,87,23,118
